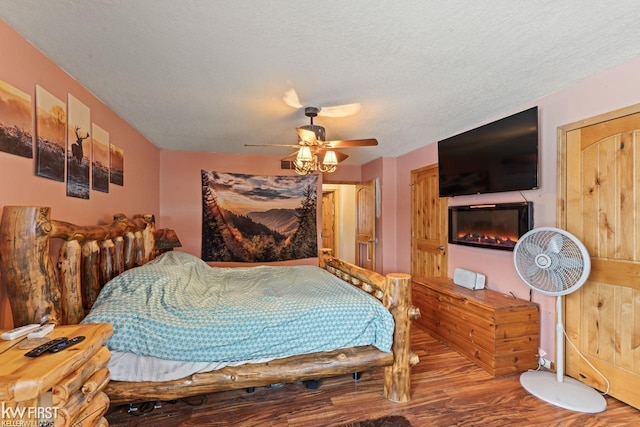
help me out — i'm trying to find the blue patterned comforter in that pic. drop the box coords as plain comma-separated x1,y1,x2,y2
82,251,394,362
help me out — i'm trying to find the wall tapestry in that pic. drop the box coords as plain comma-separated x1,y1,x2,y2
66,94,91,199
0,80,32,158
91,123,109,193
35,85,66,181
109,143,124,186
201,170,318,262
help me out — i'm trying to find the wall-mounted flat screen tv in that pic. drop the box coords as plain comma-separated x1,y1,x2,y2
438,106,539,197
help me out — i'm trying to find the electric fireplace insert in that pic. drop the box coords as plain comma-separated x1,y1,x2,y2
448,202,533,251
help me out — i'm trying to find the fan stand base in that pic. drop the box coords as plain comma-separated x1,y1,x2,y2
520,370,606,413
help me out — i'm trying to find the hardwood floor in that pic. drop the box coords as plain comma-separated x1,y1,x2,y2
105,326,638,426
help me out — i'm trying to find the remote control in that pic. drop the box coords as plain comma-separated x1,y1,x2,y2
49,336,85,353
24,337,68,357
26,323,55,339
1,324,41,341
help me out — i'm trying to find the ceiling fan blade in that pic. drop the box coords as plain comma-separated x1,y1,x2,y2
283,88,303,109
282,151,301,161
296,128,318,145
244,143,300,148
318,148,348,163
326,138,378,148
318,103,361,118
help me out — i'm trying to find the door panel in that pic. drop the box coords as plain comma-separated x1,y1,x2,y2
355,181,375,270
411,164,447,279
321,191,336,255
562,109,640,408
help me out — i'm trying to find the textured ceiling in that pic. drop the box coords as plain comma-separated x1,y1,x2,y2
1,1,640,165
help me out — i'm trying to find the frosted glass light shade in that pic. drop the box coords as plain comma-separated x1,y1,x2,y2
296,146,313,162
323,150,338,165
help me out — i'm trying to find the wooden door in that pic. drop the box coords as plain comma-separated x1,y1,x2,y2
411,164,448,279
355,180,375,270
321,190,336,255
560,105,640,409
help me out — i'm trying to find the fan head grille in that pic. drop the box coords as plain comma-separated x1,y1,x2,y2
513,227,591,296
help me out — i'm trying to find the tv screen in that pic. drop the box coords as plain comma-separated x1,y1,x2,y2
438,106,539,197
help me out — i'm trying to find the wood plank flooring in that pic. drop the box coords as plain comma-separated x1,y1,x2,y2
105,326,638,426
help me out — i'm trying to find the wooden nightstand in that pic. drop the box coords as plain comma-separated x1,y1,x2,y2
0,323,113,426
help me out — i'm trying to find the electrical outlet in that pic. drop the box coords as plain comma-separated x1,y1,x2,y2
539,357,552,370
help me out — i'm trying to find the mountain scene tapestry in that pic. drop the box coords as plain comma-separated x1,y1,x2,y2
201,170,318,262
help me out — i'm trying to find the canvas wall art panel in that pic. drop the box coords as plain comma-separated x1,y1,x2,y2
0,80,32,158
109,143,124,186
35,85,66,181
91,123,109,193
66,94,91,199
201,170,318,262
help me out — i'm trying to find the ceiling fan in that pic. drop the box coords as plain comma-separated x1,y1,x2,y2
245,90,378,175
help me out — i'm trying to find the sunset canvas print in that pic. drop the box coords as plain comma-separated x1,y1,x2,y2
109,144,124,186
91,123,109,193
35,85,66,181
0,80,32,158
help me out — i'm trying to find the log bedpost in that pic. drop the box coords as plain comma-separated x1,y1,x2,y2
318,248,332,268
58,240,84,325
383,273,420,402
0,206,61,326
82,240,101,311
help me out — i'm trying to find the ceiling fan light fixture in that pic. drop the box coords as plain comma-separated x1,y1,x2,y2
255,99,376,175
296,146,313,162
323,150,338,166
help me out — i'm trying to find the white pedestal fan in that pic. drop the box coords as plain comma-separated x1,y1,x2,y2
513,227,607,413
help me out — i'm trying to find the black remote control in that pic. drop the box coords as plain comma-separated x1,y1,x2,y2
49,336,85,353
24,337,68,357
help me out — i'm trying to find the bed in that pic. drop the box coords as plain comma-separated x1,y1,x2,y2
0,206,420,405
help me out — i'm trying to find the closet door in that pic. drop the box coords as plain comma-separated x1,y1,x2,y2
321,190,336,255
561,106,640,409
355,180,375,270
411,164,447,279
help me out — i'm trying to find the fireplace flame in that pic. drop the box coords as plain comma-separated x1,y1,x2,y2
457,231,518,249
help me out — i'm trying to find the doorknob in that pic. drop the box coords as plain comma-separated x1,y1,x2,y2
438,245,445,251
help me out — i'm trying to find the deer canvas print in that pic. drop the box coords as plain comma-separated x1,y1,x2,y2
201,170,318,262
66,94,91,199
0,80,32,158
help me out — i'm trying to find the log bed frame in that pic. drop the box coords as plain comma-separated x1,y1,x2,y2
0,206,420,404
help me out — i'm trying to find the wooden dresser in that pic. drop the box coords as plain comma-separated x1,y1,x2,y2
413,277,539,375
0,323,113,426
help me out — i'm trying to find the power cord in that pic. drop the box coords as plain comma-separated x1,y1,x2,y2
562,326,611,396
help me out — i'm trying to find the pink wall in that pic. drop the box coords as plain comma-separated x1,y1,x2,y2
359,157,398,275
392,56,640,362
0,20,160,328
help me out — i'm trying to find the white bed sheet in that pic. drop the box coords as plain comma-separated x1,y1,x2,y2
108,351,272,382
